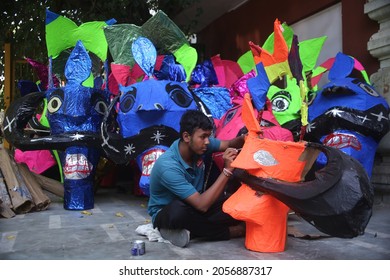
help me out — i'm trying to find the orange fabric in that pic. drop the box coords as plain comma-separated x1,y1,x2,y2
250,19,288,66
245,218,288,253
249,19,292,83
232,94,307,182
224,93,307,252
232,137,307,182
241,92,261,136
223,184,289,252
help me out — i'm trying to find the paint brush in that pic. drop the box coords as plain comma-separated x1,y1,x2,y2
213,148,242,157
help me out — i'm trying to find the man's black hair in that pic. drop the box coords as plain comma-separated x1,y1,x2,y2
179,110,213,138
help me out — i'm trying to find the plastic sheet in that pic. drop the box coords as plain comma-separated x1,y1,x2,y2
4,41,110,211
103,24,142,66
142,11,188,54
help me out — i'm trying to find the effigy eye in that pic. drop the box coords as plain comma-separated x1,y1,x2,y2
120,88,137,113
166,83,192,108
47,96,63,114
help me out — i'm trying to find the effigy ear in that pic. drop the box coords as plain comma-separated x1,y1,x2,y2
64,40,92,85
247,62,270,111
328,52,355,81
132,37,157,78
241,93,261,136
46,9,115,62
250,19,292,83
3,91,46,150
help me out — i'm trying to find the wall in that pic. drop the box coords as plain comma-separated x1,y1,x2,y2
196,0,380,76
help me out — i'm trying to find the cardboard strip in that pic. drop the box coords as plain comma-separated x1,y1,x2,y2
0,148,34,213
31,172,64,198
18,163,51,211
0,171,16,218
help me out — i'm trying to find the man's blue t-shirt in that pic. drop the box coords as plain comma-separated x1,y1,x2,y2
147,138,221,223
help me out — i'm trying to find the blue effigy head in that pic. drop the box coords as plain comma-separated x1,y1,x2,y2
3,41,111,210
306,52,390,176
46,41,110,210
101,37,210,196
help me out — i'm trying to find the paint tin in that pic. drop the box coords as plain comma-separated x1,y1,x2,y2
131,240,145,256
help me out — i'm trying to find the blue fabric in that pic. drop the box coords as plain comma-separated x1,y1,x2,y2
132,37,156,77
65,41,92,83
105,18,117,25
136,145,169,196
45,85,109,134
118,79,198,137
328,52,354,82
192,87,232,119
45,9,59,25
190,59,218,87
147,138,221,223
17,80,41,96
247,62,270,110
62,146,100,210
154,55,186,82
308,77,389,121
44,41,109,210
309,51,389,122
317,130,378,177
46,41,109,134
307,51,390,178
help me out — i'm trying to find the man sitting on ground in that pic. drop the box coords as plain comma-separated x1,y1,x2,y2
148,110,245,247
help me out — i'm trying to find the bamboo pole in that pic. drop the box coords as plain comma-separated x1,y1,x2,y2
3,43,12,150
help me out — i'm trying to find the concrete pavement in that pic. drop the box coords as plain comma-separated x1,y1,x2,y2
1,186,389,260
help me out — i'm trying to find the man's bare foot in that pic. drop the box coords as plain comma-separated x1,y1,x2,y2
229,223,246,238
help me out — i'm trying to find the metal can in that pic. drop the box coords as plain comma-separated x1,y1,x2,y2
131,240,145,256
